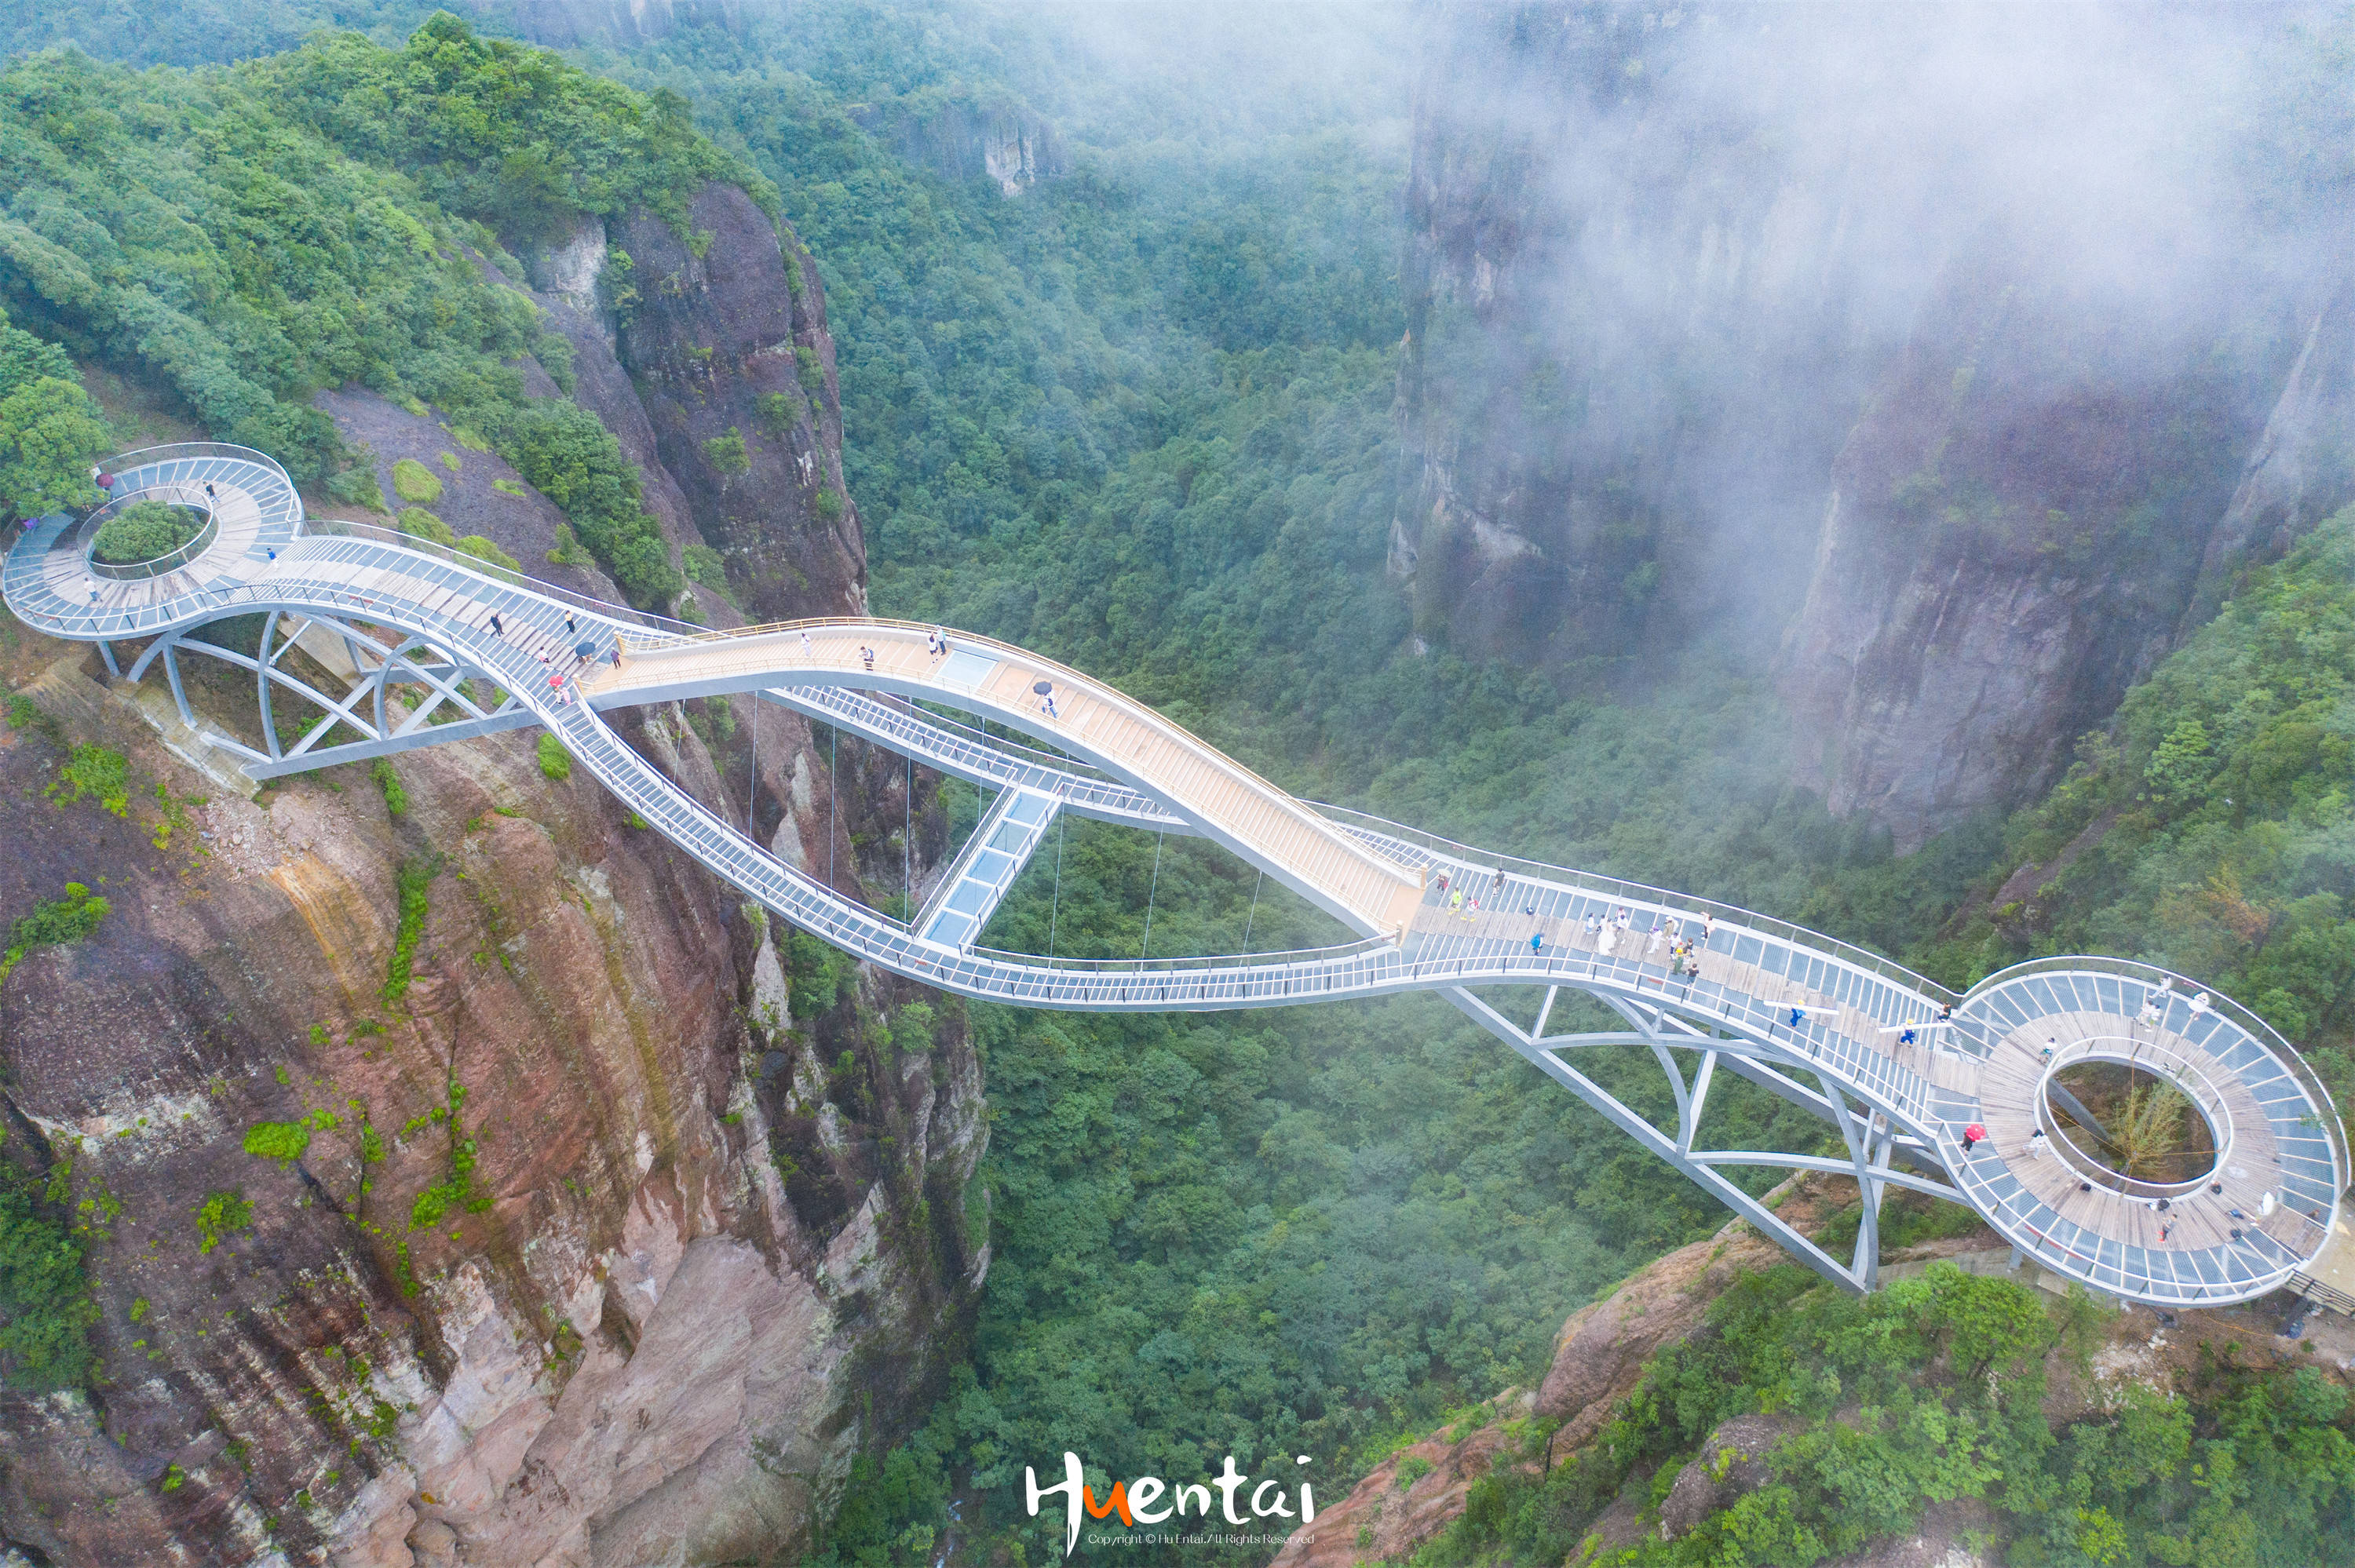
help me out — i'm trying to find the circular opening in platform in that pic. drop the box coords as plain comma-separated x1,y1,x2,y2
91,498,208,566
2044,1059,2218,1184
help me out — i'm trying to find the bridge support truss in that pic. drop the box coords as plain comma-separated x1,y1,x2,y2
1448,985,1965,1293
122,612,533,779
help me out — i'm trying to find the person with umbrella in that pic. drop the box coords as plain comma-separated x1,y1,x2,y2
1034,680,1057,719
1961,1121,1988,1153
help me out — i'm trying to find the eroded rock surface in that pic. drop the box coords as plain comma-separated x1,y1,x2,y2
0,175,966,1568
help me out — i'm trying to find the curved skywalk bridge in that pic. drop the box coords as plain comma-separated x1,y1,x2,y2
7,445,2346,1310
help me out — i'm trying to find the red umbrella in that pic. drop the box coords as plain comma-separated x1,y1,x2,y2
1964,1123,1988,1143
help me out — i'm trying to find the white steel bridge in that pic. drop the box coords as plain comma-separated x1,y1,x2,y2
8,445,2347,1310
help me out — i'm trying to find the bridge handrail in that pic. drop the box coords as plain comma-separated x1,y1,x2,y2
1304,800,1962,1005
874,692,1123,786
1984,954,2350,1191
2036,1036,2236,1200
109,441,297,486
301,516,709,636
967,932,1400,975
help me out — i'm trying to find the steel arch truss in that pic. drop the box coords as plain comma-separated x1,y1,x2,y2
123,611,531,778
1448,984,1968,1293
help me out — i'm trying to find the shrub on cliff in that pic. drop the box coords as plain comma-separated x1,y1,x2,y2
536,732,571,781
194,1189,253,1253
0,1175,96,1391
389,458,443,505
46,745,127,818
0,882,108,984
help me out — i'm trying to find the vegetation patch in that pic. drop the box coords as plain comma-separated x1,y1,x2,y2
397,507,455,545
194,1189,254,1253
4,692,59,742
381,855,437,1005
48,742,129,816
535,732,571,782
242,1108,340,1167
389,458,444,505
371,757,407,819
91,499,201,565
0,22,703,603
755,390,799,436
703,427,750,475
0,883,108,984
0,308,109,520
406,1079,491,1233
455,534,521,575
1414,1263,2355,1567
0,1163,97,1391
326,467,389,514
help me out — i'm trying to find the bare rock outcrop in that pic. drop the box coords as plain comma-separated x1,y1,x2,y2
614,182,867,623
1774,242,2251,848
2182,283,2355,630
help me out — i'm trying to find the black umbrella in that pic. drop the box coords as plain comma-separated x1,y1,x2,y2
1032,680,1053,695
575,640,598,658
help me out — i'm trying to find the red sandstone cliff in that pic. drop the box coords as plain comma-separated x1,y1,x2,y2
0,184,973,1568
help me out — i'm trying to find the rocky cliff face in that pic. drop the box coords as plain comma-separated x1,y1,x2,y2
603,183,867,626
1394,4,1933,669
1774,241,2262,846
0,180,975,1568
1397,2,2346,843
851,93,1067,196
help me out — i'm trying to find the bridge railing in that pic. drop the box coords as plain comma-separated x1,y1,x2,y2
2035,1035,2236,1200
300,516,710,636
1305,800,1962,1005
109,441,297,482
968,932,1400,975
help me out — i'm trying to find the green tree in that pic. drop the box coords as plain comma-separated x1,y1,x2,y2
91,498,199,563
0,376,108,520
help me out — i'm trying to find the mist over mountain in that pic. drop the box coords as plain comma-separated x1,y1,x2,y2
1396,2,2352,843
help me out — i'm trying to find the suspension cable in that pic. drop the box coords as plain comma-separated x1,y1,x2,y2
1141,829,1164,961
1242,868,1262,955
1047,813,1065,961
828,725,837,889
748,694,758,835
904,753,914,920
